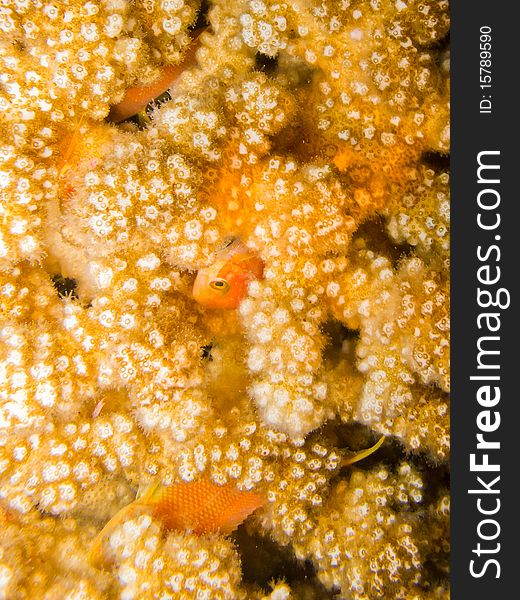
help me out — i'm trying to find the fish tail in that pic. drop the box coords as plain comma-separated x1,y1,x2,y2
88,500,151,569
341,435,385,467
219,490,267,536
136,480,162,501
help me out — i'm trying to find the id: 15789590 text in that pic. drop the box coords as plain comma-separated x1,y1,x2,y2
480,25,492,114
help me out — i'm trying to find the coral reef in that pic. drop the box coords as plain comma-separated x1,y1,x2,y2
0,0,449,598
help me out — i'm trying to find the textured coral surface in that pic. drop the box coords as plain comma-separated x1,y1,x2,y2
0,0,449,598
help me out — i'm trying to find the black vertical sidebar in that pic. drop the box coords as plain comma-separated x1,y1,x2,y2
452,1,519,597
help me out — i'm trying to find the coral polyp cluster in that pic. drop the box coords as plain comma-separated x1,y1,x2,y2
1,0,449,597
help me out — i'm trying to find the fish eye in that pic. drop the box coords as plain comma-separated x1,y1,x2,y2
210,279,230,293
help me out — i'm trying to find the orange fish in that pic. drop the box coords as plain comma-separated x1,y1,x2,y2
193,238,264,309
89,478,265,568
108,32,203,123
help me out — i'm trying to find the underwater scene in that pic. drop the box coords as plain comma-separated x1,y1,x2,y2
0,0,450,598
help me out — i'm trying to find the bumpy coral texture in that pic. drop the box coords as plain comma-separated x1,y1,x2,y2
1,0,449,598
105,515,246,599
294,463,447,599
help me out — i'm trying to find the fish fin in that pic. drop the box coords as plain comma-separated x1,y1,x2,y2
219,491,266,535
216,237,248,259
58,114,85,178
215,238,264,280
88,502,149,569
232,254,264,279
214,259,262,292
342,436,385,467
136,481,162,502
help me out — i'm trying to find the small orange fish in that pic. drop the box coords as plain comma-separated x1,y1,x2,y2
193,238,264,309
89,478,265,568
108,32,203,123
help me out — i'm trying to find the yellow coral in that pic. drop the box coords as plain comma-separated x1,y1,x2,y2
132,0,201,63
385,168,450,269
294,463,447,600
332,243,449,458
0,511,111,598
105,515,246,599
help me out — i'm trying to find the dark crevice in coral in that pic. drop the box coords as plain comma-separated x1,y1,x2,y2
270,121,312,158
390,240,417,265
421,150,450,172
322,420,450,489
52,274,78,300
189,0,211,32
321,321,359,360
422,569,450,596
354,216,415,267
419,461,450,503
233,526,336,596
116,113,142,129
322,421,403,470
201,343,213,361
254,52,279,75
439,31,450,52
233,526,301,586
418,31,450,53
338,325,359,341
